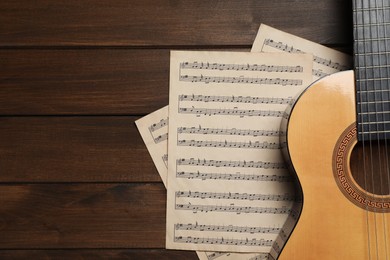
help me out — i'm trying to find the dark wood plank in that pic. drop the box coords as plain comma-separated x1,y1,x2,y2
0,183,169,248
0,117,161,182
0,49,170,115
0,250,198,259
0,47,353,116
0,0,352,47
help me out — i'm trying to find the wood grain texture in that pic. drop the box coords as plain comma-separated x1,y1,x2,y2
0,49,170,115
0,117,161,182
0,183,169,248
0,48,352,116
0,250,198,259
0,0,359,256
0,0,352,47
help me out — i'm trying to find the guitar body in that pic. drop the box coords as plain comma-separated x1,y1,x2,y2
280,70,390,259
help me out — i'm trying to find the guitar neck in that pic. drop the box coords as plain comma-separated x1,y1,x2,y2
353,0,390,141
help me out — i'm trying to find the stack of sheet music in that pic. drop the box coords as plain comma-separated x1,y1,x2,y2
136,24,351,260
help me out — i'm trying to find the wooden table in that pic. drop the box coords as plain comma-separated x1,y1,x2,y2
0,1,352,259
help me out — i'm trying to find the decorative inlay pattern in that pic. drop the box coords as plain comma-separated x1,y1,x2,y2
333,124,390,213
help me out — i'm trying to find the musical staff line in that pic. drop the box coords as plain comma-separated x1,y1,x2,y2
180,61,304,72
162,154,168,168
174,236,273,247
178,126,284,137
177,158,286,169
175,203,291,214
249,254,273,260
154,133,168,144
179,94,293,104
148,118,168,132
206,252,271,260
175,191,295,202
175,223,281,234
179,107,287,118
176,171,292,182
263,39,349,71
206,252,228,260
177,139,282,149
313,69,328,78
179,75,303,86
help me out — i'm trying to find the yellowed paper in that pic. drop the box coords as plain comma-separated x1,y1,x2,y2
135,106,169,186
166,50,312,253
197,251,271,260
252,24,352,80
137,106,270,259
137,24,352,259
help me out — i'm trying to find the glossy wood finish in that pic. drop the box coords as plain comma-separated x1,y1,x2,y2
282,71,390,259
0,1,355,258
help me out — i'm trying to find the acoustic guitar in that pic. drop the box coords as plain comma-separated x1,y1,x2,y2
279,1,390,259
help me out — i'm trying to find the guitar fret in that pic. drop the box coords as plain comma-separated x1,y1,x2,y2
353,7,390,12
355,37,390,42
360,130,390,134
357,89,390,93
359,111,390,115
356,65,390,69
355,51,390,56
355,22,390,28
353,0,390,139
358,100,390,104
356,77,390,82
358,121,390,125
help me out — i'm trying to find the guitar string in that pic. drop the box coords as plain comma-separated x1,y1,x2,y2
379,0,390,257
357,0,372,258
375,0,390,257
366,0,380,258
371,0,389,257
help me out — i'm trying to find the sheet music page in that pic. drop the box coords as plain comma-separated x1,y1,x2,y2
197,251,271,260
166,50,312,252
135,106,169,186
252,24,352,80
137,106,271,259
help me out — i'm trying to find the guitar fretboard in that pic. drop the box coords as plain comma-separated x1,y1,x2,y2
353,0,390,141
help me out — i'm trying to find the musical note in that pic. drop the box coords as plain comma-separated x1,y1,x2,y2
178,126,284,137
313,69,328,78
249,254,273,260
162,154,168,168
263,39,350,71
175,223,281,234
175,191,295,201
166,50,313,253
154,133,168,144
180,61,303,73
177,139,283,149
176,171,292,182
148,118,168,132
178,94,294,104
272,242,282,254
174,236,274,247
179,75,303,86
206,252,229,260
175,203,291,214
177,158,286,169
206,252,271,260
179,107,288,118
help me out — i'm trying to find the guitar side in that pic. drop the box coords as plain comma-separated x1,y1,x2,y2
279,70,390,259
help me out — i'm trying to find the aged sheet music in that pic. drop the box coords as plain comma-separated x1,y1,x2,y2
135,106,169,187
166,50,313,252
136,24,352,259
136,106,270,259
252,24,352,80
